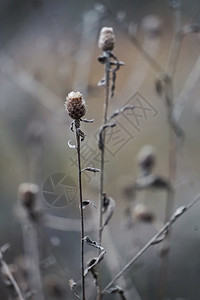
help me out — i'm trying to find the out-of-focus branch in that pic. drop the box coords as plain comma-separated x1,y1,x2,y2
0,245,25,300
102,192,200,294
0,53,64,119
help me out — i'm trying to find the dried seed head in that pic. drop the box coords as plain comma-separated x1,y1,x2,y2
98,27,115,51
18,183,39,211
65,91,86,120
132,204,154,223
137,145,156,175
141,15,162,36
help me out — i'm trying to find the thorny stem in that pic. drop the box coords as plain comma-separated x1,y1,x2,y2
97,50,110,300
102,193,200,294
0,250,25,300
76,125,86,300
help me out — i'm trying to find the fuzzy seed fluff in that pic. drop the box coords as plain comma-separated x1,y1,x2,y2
98,27,115,51
65,91,86,120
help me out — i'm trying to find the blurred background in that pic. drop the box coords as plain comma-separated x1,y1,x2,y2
1,0,200,299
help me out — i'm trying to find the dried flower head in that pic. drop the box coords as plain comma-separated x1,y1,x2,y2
18,183,39,211
98,27,115,51
65,91,86,120
132,204,154,223
137,145,156,175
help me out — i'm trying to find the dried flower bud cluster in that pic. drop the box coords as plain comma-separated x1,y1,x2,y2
137,145,156,175
98,27,115,51
19,183,39,211
65,91,86,120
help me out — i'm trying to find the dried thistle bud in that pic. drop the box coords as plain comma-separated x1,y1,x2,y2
132,204,154,223
137,145,156,175
18,183,39,211
98,27,115,51
65,91,86,120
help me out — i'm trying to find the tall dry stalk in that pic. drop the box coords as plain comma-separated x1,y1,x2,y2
75,124,86,300
65,91,87,299
19,183,44,300
97,27,122,300
65,91,95,299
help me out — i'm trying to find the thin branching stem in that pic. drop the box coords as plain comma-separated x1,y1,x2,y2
99,51,110,244
102,193,200,294
97,50,110,300
76,127,86,300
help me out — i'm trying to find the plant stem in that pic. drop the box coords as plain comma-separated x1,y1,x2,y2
76,127,85,300
97,51,110,300
157,78,176,300
0,250,25,300
22,220,44,300
102,192,200,294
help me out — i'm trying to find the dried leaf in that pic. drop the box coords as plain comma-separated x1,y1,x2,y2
80,200,97,210
152,228,169,245
102,197,115,230
83,236,104,251
81,167,101,173
106,285,127,300
110,61,125,67
70,120,75,132
102,193,110,213
69,279,80,299
98,55,106,64
98,77,105,87
109,52,125,98
135,174,170,190
77,128,85,142
80,118,94,123
68,140,76,149
170,206,187,223
85,258,98,284
98,123,116,151
84,251,106,277
108,105,135,122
